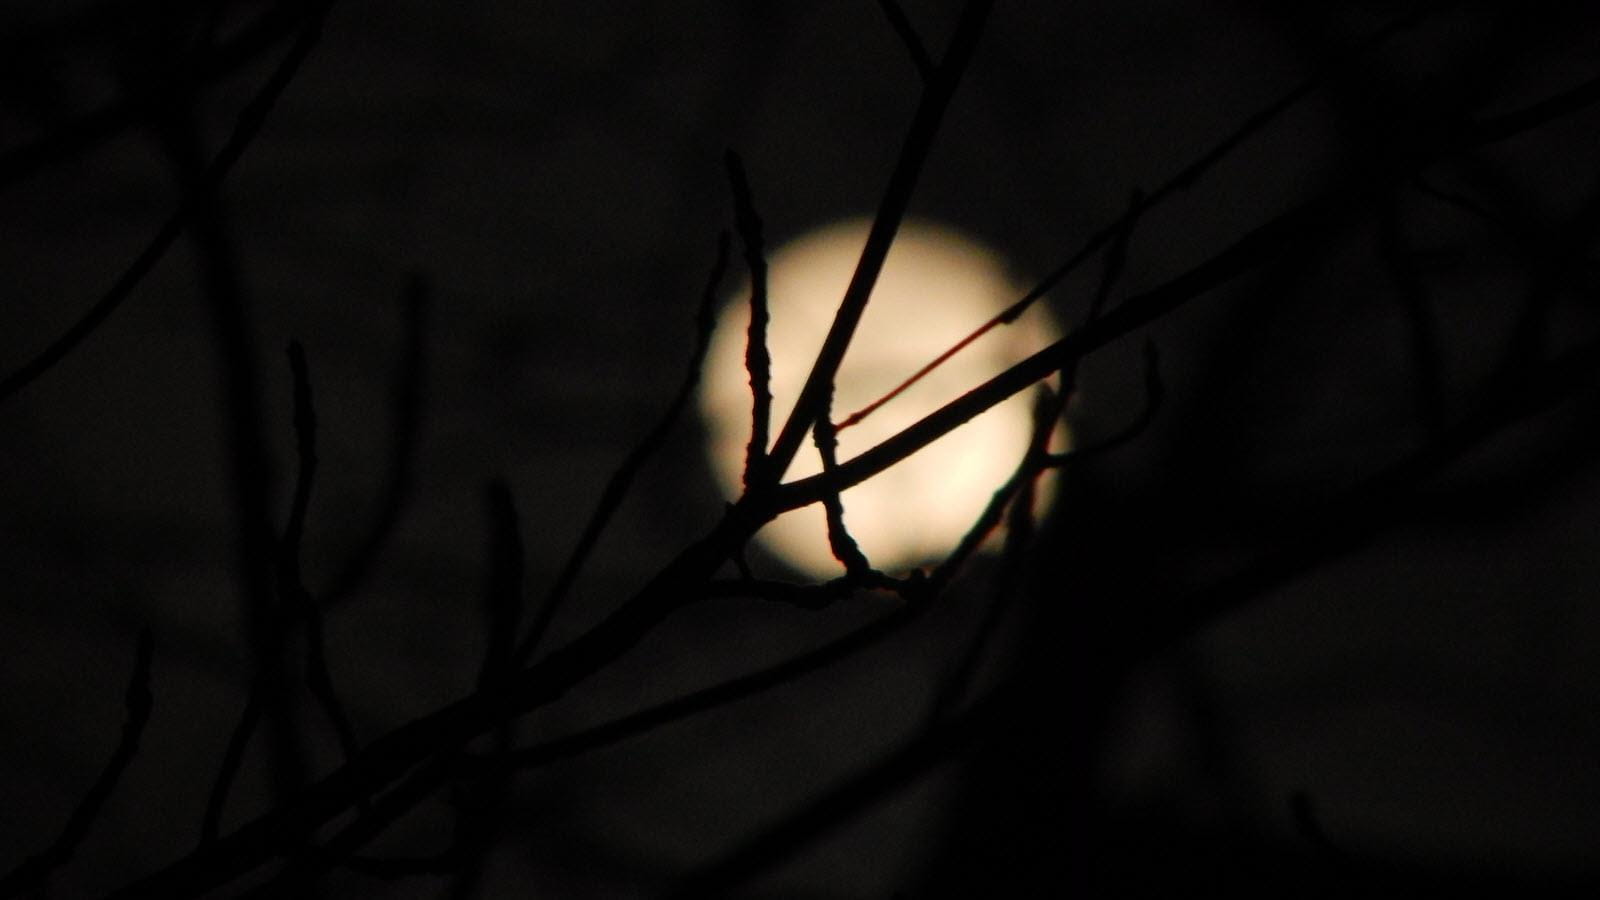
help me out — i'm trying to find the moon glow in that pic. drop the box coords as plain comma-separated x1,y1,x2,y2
700,219,1065,578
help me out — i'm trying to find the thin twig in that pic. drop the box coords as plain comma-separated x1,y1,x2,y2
199,680,266,846
480,480,524,688
513,233,731,664
1377,200,1447,433
760,0,996,485
255,752,462,895
667,676,1012,899
486,603,922,771
0,2,311,194
706,568,919,609
111,8,1598,894
282,343,318,578
0,0,332,406
875,0,935,81
1463,71,1600,150
324,274,428,607
725,151,774,489
926,388,1060,720
813,408,873,576
1041,340,1164,466
844,1,1447,410
283,342,362,768
775,192,1335,516
0,629,154,897
108,132,1390,900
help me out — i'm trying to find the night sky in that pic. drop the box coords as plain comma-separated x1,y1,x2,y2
3,1,1600,896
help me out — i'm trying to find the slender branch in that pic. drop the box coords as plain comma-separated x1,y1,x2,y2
262,477,531,896
667,675,1011,898
926,387,1060,719
199,680,265,846
282,343,318,579
282,342,361,768
776,191,1334,517
0,629,154,897
725,151,773,488
1463,71,1600,150
1160,328,1600,656
0,1,312,194
813,408,873,576
116,505,765,898
449,479,525,896
485,603,921,772
1377,199,1447,433
253,752,461,895
704,571,913,609
0,0,333,407
872,0,1445,386
918,185,1145,595
875,0,935,81
110,8,1599,895
760,0,995,486
513,233,731,664
323,274,428,607
1041,340,1164,466
480,480,524,688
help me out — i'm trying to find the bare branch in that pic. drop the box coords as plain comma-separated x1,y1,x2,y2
480,480,524,688
775,192,1333,516
0,3,314,194
813,409,873,577
1463,71,1600,150
875,0,935,81
667,676,1012,898
487,602,921,771
0,629,154,896
926,386,1063,594
199,681,265,846
282,342,361,769
1377,199,1447,433
1041,339,1164,466
324,274,429,607
760,0,996,486
0,1,333,407
725,150,773,488
514,232,731,663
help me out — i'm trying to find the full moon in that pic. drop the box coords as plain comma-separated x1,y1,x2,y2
700,219,1065,578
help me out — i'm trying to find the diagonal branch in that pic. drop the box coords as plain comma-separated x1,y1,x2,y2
0,2,315,195
777,190,1332,517
875,0,935,81
323,274,429,607
0,629,154,897
760,0,995,487
0,0,332,407
514,233,732,664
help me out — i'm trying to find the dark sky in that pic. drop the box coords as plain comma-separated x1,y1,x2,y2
3,1,1599,896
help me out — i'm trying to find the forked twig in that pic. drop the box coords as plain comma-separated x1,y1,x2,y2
759,0,996,485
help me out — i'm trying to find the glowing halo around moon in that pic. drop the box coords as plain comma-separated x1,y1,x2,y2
700,218,1067,578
